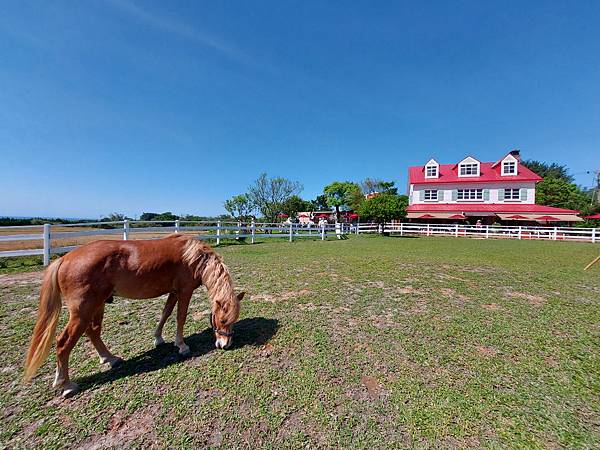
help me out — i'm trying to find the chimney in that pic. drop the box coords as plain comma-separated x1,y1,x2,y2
509,149,521,160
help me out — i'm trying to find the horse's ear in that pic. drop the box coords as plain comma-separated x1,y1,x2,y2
237,291,246,301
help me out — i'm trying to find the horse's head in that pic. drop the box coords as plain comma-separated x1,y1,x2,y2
210,291,245,349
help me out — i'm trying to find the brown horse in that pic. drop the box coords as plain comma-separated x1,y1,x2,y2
23,234,244,397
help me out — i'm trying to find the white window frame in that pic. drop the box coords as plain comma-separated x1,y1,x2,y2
457,188,483,201
459,163,479,176
502,161,517,176
457,156,480,177
504,188,520,200
424,189,438,201
425,165,438,178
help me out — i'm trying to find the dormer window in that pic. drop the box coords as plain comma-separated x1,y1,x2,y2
502,160,517,175
426,165,438,177
457,156,480,177
459,163,478,176
424,158,439,179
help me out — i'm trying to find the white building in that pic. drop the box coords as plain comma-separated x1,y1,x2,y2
406,151,581,223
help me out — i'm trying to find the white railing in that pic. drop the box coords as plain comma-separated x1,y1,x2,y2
0,220,351,266
357,222,598,243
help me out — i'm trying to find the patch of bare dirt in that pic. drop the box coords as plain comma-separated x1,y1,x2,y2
347,375,390,402
483,303,502,311
439,288,470,303
395,286,417,295
0,271,43,287
250,289,311,303
79,407,158,449
505,291,546,306
258,343,274,357
475,345,498,357
192,309,211,321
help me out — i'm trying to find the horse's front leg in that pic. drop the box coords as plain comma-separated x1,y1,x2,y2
174,291,192,356
154,292,178,347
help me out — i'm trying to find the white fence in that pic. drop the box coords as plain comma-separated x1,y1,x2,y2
0,220,351,266
356,222,598,243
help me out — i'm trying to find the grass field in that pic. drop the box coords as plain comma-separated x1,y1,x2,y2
1,236,599,448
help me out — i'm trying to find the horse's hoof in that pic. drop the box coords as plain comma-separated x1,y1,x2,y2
178,345,191,356
154,337,165,347
109,357,124,369
62,382,79,398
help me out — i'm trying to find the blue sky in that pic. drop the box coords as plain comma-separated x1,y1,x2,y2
1,0,599,218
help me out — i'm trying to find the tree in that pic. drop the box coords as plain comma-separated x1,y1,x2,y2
522,160,574,183
357,194,408,227
535,177,591,212
361,178,398,196
101,213,132,222
281,195,312,218
323,181,362,221
247,173,303,223
224,194,254,222
309,195,329,211
140,212,159,221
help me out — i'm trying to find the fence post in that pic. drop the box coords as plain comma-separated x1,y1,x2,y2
426,224,430,237
175,219,180,233
43,223,51,266
216,220,221,245
321,223,325,241
485,225,489,239
592,228,596,244
289,222,293,242
356,222,360,235
251,220,255,244
553,226,557,241
518,226,522,240
400,222,404,237
455,224,459,237
123,220,130,240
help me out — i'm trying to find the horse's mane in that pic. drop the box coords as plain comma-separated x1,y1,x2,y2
178,235,238,319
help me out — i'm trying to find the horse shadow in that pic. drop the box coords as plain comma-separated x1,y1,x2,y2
76,317,279,392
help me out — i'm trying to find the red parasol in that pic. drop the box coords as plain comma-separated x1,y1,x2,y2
534,215,561,221
506,214,529,219
418,214,435,219
448,214,466,219
584,213,600,219
277,213,289,218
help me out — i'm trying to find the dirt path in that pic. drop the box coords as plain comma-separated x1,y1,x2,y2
0,271,43,287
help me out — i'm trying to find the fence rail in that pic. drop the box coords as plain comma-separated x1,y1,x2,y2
356,222,598,243
0,220,350,265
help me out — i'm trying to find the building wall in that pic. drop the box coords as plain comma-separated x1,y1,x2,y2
409,182,536,205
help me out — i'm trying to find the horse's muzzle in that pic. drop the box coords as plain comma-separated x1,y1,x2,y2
215,336,232,349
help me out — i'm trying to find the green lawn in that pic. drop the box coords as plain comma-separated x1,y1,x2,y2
1,236,599,448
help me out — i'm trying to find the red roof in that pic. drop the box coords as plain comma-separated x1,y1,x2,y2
409,162,542,185
406,204,579,214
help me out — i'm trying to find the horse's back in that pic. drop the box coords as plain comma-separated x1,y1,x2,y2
57,236,191,300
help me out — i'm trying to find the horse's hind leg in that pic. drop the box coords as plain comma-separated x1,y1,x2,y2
154,292,178,347
86,303,123,368
53,314,89,398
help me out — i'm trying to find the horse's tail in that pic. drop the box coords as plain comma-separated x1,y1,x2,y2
23,258,63,382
